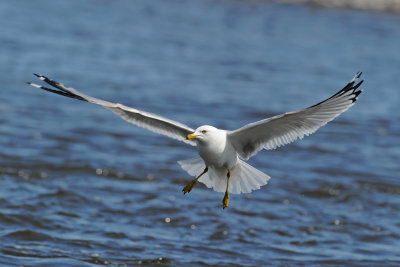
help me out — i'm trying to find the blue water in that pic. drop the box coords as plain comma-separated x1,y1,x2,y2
1,1,400,266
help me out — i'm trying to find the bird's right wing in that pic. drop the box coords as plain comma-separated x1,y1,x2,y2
28,74,196,145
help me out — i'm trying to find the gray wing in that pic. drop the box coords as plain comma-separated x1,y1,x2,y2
28,74,196,145
228,73,364,160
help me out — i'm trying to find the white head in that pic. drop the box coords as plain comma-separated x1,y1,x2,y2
185,125,222,144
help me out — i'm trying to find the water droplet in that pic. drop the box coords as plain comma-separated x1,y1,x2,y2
377,127,388,136
33,132,42,139
18,170,29,179
147,174,156,180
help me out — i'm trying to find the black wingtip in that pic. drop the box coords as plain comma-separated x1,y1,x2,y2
33,73,46,81
351,89,363,103
27,75,88,102
354,79,364,90
351,72,363,83
308,72,364,109
26,81,36,86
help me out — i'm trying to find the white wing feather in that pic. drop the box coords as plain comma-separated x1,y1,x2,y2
28,74,195,145
228,73,363,160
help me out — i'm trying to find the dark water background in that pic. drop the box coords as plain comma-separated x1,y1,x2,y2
1,1,400,266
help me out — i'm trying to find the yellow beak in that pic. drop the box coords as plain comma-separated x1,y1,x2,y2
185,133,197,140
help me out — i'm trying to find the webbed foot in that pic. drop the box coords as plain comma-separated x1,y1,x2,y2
222,191,229,209
182,167,208,195
183,179,197,194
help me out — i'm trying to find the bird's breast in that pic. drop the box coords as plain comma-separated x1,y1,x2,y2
197,135,237,169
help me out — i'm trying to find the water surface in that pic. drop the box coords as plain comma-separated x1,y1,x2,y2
1,1,399,266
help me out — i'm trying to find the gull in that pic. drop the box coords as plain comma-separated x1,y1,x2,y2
28,73,363,209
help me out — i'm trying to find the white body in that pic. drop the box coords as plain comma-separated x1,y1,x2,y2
179,125,271,194
197,128,236,169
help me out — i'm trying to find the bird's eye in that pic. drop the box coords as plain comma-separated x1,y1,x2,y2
201,130,207,134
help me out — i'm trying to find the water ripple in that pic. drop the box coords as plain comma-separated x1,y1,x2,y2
1,0,400,266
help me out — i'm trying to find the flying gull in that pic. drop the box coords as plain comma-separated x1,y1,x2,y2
28,73,363,208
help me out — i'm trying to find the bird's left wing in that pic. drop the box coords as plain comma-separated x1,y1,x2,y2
28,74,196,145
228,73,363,160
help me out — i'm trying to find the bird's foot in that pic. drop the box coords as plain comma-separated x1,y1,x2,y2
222,191,229,209
182,179,197,194
183,167,208,194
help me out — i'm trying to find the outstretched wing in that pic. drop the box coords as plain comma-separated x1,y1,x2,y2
28,74,196,145
228,73,364,160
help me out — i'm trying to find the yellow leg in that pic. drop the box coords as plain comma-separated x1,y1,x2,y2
222,170,231,209
182,167,208,194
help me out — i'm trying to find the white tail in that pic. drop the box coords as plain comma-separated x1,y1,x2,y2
178,157,271,194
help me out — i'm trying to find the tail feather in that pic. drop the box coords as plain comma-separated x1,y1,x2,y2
178,158,271,194
178,157,215,190
178,157,205,176
229,160,271,194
